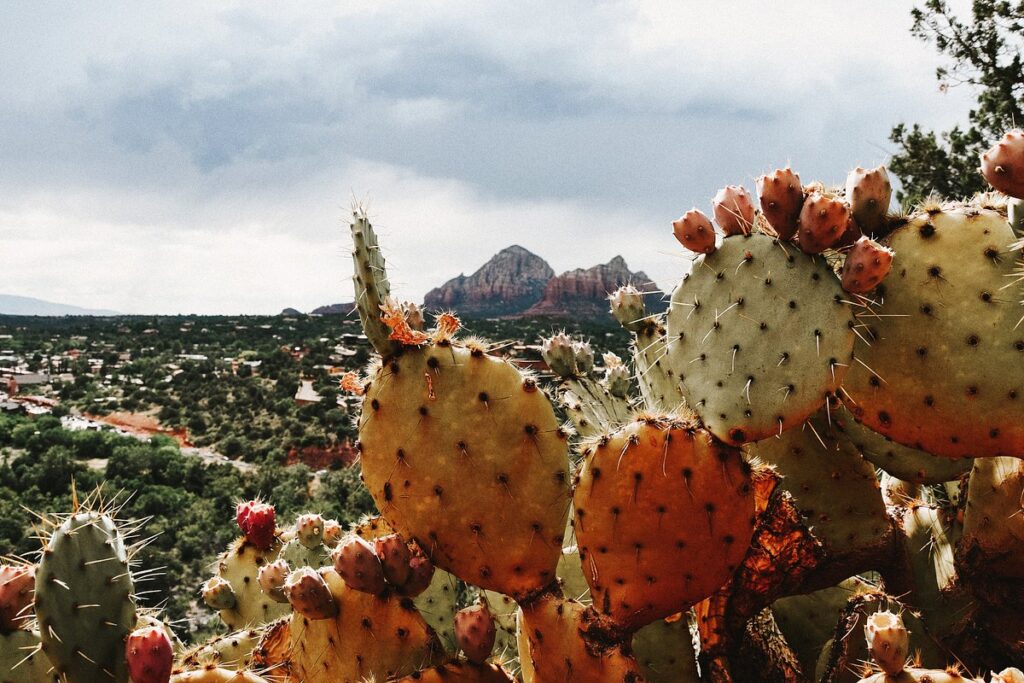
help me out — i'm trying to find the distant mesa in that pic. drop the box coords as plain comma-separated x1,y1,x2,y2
279,307,303,316
425,246,663,321
0,294,120,317
311,303,356,316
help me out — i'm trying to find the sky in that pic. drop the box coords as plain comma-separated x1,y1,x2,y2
0,1,978,314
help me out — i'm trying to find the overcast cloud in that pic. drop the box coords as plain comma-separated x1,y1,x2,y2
0,1,977,314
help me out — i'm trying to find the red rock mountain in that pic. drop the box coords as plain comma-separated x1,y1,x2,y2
423,245,555,317
425,247,664,320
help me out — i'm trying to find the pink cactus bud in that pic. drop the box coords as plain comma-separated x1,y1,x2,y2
0,564,34,633
374,534,412,587
201,576,236,611
236,500,276,550
454,603,497,664
712,185,756,236
258,559,291,603
295,513,324,549
841,237,894,294
125,626,173,683
322,519,343,547
981,130,1024,198
797,193,850,254
332,535,387,595
284,567,338,620
845,165,892,235
397,544,435,597
864,611,908,676
672,209,717,255
756,168,803,240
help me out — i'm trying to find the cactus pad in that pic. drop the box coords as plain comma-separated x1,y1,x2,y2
666,233,855,444
841,206,1024,458
211,537,289,630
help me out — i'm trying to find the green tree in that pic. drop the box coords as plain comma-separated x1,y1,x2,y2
889,1,1024,205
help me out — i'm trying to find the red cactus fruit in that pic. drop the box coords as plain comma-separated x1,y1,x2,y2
756,168,803,240
672,209,717,255
834,215,863,249
332,535,387,595
322,519,343,547
125,626,173,683
712,185,756,236
797,193,850,253
845,165,892,235
398,544,435,597
258,558,291,603
284,567,338,620
235,500,276,550
0,564,34,633
841,236,894,294
374,534,412,587
981,129,1024,198
454,603,497,665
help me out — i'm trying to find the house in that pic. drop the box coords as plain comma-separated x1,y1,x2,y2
294,379,323,405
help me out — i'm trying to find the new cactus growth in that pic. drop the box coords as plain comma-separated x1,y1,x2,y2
713,185,756,236
126,626,174,683
0,564,33,633
454,603,497,665
981,130,1024,199
841,236,894,294
757,167,803,240
864,611,909,676
333,534,387,595
798,192,850,253
673,208,717,254
846,166,892,236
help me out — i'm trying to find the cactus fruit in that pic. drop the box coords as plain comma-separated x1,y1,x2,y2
603,352,632,399
235,500,276,551
840,204,1024,458
864,610,909,676
294,513,324,548
981,130,1024,199
665,232,855,444
169,668,270,683
993,670,1024,683
400,545,437,598
540,332,577,378
846,166,892,236
0,564,33,633
573,415,755,630
358,340,571,599
323,519,343,547
34,509,136,683
390,660,515,682
673,209,718,255
454,603,497,664
798,192,851,253
282,568,442,682
757,167,803,240
202,577,237,611
518,593,643,682
257,559,289,603
375,533,413,587
207,537,289,630
126,626,174,683
545,336,632,438
284,566,339,620
713,185,756,236
333,534,388,595
841,236,894,294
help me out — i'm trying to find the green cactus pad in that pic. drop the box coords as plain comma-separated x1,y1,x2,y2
631,320,689,414
749,408,892,560
212,537,289,630
556,375,632,439
0,629,57,683
350,212,401,358
841,206,1024,458
960,456,1024,579
666,233,855,444
182,629,261,669
34,511,136,683
279,537,330,570
359,343,571,599
631,614,700,683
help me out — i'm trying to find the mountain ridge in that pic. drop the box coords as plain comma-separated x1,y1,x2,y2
0,294,120,316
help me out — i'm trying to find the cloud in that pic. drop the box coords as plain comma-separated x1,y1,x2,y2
0,1,982,312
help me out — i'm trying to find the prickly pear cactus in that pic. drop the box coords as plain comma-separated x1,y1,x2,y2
959,456,1024,578
391,660,515,682
182,629,261,669
630,613,700,683
170,668,271,683
207,537,289,629
282,569,442,682
573,415,755,630
666,232,855,444
841,203,1024,458
0,629,57,683
34,510,136,683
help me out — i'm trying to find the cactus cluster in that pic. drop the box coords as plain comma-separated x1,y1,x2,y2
6,136,1024,683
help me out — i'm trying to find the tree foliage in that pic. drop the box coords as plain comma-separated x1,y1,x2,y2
890,1,1024,205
